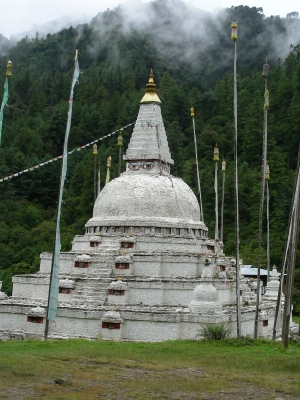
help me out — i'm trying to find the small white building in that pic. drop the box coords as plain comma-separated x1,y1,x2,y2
0,71,281,341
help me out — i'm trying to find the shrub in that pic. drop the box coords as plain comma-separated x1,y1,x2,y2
200,323,232,340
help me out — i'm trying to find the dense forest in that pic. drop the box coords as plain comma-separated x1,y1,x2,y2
0,1,300,312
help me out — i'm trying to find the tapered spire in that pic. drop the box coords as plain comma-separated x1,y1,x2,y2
124,70,173,167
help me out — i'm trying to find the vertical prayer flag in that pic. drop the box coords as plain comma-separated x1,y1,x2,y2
105,156,111,186
47,50,80,322
0,78,9,146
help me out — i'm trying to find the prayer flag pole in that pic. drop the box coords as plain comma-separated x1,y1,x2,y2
282,148,300,347
97,158,101,196
265,162,270,282
272,147,300,340
105,156,111,185
254,55,269,338
117,130,123,177
191,107,204,222
231,20,242,338
213,144,219,240
0,60,12,147
45,49,80,339
220,160,226,243
93,144,98,202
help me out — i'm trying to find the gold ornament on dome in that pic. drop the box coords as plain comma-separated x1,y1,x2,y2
140,69,161,104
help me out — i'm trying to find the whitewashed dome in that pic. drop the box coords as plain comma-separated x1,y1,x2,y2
192,282,219,303
189,264,222,313
86,173,204,229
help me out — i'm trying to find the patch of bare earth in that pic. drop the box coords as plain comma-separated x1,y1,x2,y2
1,366,299,400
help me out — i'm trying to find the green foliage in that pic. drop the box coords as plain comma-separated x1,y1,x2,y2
12,262,35,275
200,323,232,340
0,267,13,295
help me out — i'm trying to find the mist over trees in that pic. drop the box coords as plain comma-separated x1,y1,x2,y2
0,1,300,312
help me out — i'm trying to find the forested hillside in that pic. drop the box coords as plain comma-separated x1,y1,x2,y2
0,1,300,312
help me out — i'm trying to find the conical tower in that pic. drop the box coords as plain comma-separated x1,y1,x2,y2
124,69,173,173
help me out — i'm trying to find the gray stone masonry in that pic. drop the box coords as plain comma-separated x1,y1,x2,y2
124,102,173,165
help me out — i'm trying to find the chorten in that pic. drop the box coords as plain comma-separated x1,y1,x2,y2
263,265,282,302
0,71,281,341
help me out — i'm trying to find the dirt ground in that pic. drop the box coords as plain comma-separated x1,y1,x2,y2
1,366,299,400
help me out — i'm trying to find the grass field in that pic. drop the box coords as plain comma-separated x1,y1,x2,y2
0,338,300,399
293,315,300,324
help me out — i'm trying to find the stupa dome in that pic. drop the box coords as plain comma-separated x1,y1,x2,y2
189,263,222,313
192,282,219,303
87,172,205,229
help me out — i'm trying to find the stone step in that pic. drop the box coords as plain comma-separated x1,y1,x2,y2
87,274,111,280
75,279,111,286
100,243,120,248
87,267,112,272
75,287,109,293
73,285,109,295
72,294,107,302
73,286,108,292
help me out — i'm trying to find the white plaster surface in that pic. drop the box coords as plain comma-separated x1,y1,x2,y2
48,315,101,339
12,282,49,299
123,320,179,341
89,173,204,229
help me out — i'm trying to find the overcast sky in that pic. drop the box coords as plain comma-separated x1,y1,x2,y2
0,0,299,38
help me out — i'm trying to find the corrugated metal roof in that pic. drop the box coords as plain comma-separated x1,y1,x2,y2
241,265,273,277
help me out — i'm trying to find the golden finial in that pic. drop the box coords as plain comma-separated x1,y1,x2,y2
264,90,269,109
106,156,111,168
265,161,270,180
213,143,219,161
140,69,161,104
148,69,155,86
117,132,123,146
231,21,238,40
6,60,12,77
222,160,226,171
191,107,195,117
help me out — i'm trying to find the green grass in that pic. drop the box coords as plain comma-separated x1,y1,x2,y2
200,322,232,339
293,315,300,324
0,338,300,399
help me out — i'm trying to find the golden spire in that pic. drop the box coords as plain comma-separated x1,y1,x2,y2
6,60,12,77
140,69,161,104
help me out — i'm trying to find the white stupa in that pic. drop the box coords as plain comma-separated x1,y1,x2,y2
0,71,281,341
